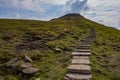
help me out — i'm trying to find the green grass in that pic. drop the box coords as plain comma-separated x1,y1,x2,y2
0,15,89,80
0,14,120,80
86,20,120,80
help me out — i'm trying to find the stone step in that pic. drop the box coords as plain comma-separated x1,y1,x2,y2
76,48,90,50
73,56,89,59
72,52,91,56
77,47,90,50
67,64,91,74
79,44,90,46
77,46,89,49
65,73,92,80
75,49,90,52
72,59,90,65
78,45,90,47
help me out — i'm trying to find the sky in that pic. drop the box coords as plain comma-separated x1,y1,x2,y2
0,0,120,29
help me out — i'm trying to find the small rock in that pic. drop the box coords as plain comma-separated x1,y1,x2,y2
21,63,32,69
24,55,32,62
55,48,61,52
35,78,41,80
22,67,39,74
5,58,24,71
5,58,19,68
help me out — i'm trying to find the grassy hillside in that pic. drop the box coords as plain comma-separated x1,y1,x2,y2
88,22,120,80
0,13,120,80
0,14,89,80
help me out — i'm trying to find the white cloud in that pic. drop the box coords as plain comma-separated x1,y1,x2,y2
40,0,69,5
64,0,90,13
0,12,20,19
9,12,20,19
86,0,120,29
14,13,20,19
28,16,53,21
0,0,44,12
0,0,67,20
64,0,120,29
0,0,68,12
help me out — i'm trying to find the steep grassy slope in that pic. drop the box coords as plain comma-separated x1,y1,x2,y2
88,22,120,80
0,14,120,80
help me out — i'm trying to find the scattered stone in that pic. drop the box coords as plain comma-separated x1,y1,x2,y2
35,78,41,80
5,57,39,75
54,47,61,52
22,67,39,74
21,63,32,69
24,55,32,62
5,58,19,68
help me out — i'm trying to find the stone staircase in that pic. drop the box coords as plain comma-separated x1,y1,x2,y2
65,45,91,80
65,28,96,80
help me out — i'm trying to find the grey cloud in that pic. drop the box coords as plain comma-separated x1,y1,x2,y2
64,0,90,13
71,0,88,12
104,9,115,12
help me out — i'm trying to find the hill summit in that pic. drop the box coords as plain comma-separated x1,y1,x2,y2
62,13,82,17
59,13,84,19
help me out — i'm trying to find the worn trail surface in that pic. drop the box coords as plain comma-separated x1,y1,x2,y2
65,27,96,80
